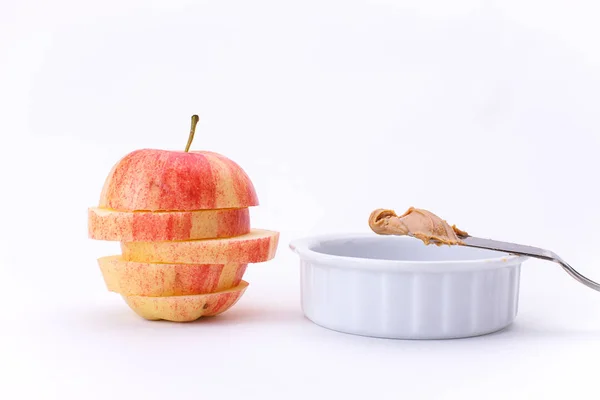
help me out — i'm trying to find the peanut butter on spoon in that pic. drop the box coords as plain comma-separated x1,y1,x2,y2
369,207,468,246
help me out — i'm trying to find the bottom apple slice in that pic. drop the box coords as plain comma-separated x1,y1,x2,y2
98,256,247,296
121,229,279,264
123,281,249,322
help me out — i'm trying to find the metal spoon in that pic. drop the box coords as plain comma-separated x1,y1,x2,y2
417,233,600,292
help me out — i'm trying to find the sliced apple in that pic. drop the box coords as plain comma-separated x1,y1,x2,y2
121,229,279,264
99,149,259,211
123,281,249,322
98,256,247,296
88,207,250,242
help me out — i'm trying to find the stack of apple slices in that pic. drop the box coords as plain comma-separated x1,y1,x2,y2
88,125,279,322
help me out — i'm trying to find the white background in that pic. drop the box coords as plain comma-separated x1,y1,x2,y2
2,0,600,399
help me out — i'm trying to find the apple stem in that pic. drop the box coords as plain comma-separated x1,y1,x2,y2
185,115,200,152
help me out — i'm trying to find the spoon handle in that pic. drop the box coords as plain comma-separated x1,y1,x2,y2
461,236,600,292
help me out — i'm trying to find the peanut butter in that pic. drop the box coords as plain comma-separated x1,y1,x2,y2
368,207,468,246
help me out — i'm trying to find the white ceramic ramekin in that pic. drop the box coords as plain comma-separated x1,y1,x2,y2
289,233,527,339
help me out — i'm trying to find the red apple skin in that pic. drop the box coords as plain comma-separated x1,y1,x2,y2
121,229,280,264
88,207,250,242
99,149,258,211
98,256,248,296
123,281,249,322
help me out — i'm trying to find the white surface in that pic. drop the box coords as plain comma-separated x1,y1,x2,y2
292,234,524,339
2,0,600,399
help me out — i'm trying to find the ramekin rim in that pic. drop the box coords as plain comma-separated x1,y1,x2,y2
289,232,527,271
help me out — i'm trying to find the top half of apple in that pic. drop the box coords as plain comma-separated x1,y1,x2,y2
97,115,258,212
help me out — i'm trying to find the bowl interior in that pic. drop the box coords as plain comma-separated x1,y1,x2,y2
311,235,509,262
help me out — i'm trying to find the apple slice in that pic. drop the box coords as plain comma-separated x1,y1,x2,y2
98,256,247,296
99,149,259,212
123,281,249,322
121,229,279,264
88,207,250,242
